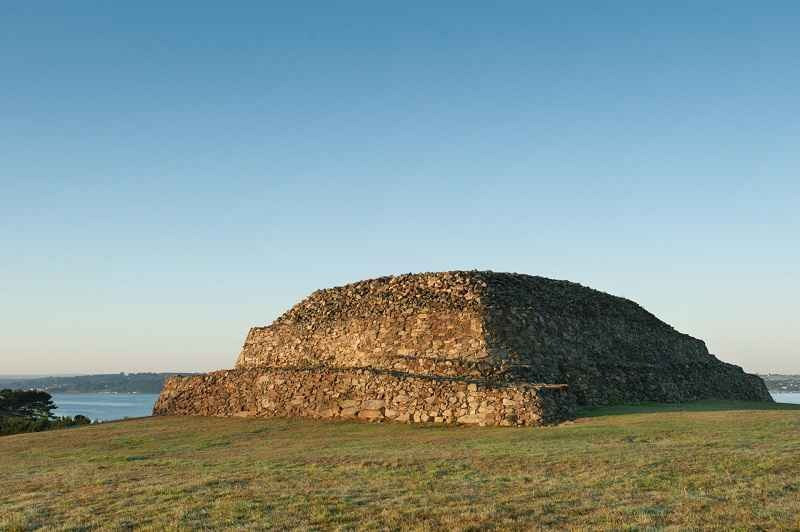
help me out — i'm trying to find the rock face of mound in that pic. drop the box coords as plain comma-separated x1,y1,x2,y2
235,271,771,404
154,271,771,426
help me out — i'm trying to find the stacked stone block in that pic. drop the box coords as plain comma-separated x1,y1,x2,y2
153,367,574,426
155,270,771,426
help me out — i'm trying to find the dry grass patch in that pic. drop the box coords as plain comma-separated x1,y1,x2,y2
1,401,799,530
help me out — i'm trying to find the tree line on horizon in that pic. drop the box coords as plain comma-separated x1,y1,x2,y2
0,372,197,394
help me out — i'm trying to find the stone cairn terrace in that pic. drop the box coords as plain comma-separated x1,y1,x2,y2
154,271,771,426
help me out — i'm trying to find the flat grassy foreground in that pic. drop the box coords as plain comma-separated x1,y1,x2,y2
2,402,800,531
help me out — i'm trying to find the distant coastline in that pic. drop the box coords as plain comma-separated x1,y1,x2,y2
0,373,198,394
2,372,797,395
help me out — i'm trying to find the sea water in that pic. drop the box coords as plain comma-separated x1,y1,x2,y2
51,393,159,421
770,392,800,404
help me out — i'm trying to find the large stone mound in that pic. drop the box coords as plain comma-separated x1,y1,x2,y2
154,271,771,426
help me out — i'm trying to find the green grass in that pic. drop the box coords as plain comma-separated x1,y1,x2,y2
2,401,800,530
577,399,800,417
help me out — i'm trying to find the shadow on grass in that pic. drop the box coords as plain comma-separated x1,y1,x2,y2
577,399,800,418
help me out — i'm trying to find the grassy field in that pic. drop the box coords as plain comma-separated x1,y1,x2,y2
2,401,800,531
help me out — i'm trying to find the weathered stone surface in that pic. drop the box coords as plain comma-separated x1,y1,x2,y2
153,367,573,427
357,409,384,421
154,270,771,427
340,407,359,418
231,271,770,404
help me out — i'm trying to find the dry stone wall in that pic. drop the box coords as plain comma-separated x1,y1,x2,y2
230,271,771,406
153,368,575,427
479,273,773,404
155,270,771,426
237,311,487,369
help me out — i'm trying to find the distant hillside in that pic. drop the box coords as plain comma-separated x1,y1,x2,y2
0,373,197,394
760,374,800,393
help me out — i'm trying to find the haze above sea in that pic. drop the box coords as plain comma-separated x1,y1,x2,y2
49,392,800,422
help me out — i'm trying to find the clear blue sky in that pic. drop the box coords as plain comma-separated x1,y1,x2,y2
2,2,798,375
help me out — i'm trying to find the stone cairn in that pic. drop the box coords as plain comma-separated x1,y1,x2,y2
154,271,771,426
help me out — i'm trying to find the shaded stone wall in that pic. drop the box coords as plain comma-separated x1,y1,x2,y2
479,274,773,403
154,368,575,427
